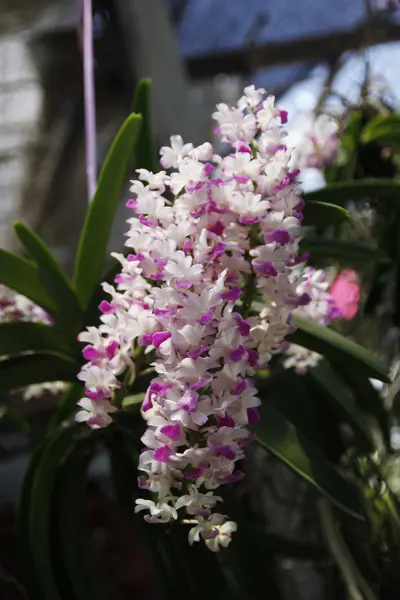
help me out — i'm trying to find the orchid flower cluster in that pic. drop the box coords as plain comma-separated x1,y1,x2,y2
76,85,307,550
0,284,67,399
283,267,342,374
297,114,340,169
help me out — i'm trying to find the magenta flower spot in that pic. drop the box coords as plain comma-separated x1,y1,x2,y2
239,215,259,225
221,286,242,303
266,227,291,244
232,378,248,395
179,390,199,413
233,313,251,337
152,331,172,348
279,109,288,124
187,345,208,359
182,239,192,253
99,300,116,314
255,261,278,277
176,281,192,290
207,220,225,236
191,376,212,391
296,292,311,306
246,348,259,366
247,408,260,424
185,466,205,480
127,252,144,262
114,274,129,284
234,174,250,184
106,340,118,358
86,389,105,401
139,215,158,228
82,345,99,360
154,446,171,463
214,445,236,460
160,423,181,440
139,332,154,346
126,199,137,209
236,141,252,154
217,414,236,428
154,308,173,317
204,163,214,176
198,309,213,325
230,344,246,362
209,242,225,260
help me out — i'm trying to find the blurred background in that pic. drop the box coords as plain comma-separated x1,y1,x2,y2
0,1,400,598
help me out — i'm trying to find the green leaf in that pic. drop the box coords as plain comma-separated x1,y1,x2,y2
361,114,400,145
132,78,156,172
252,405,363,519
0,353,78,394
289,315,390,383
302,201,349,227
0,249,56,315
308,361,375,452
13,222,82,332
29,425,80,600
16,443,46,600
334,364,391,450
301,238,388,263
303,179,400,207
54,433,106,600
73,113,142,310
0,321,79,359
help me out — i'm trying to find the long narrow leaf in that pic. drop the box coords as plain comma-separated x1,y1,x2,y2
55,436,106,600
334,364,391,450
302,201,349,227
361,114,400,145
132,78,156,172
0,322,78,359
289,315,390,383
303,179,400,207
73,113,142,310
13,222,82,332
48,382,84,431
0,249,56,315
252,405,363,519
309,361,375,452
301,238,388,263
0,353,78,394
29,425,80,600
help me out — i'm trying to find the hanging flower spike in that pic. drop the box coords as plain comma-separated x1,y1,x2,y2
77,85,306,549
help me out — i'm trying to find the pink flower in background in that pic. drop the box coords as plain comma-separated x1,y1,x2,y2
330,269,360,320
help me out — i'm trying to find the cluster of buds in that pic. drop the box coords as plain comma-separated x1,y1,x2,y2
77,86,306,549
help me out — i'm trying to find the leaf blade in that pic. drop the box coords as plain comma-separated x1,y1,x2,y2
0,321,78,359
302,201,349,227
303,179,400,207
0,249,56,315
132,78,156,172
0,353,78,394
73,113,142,310
252,405,363,519
289,315,390,383
13,222,82,332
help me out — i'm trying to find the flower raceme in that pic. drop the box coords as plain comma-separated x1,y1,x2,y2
76,86,306,549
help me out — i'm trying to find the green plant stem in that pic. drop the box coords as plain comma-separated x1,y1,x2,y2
317,498,378,600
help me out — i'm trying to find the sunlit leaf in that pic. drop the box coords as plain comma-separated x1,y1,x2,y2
289,315,390,383
73,113,142,310
0,249,56,316
13,222,82,333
